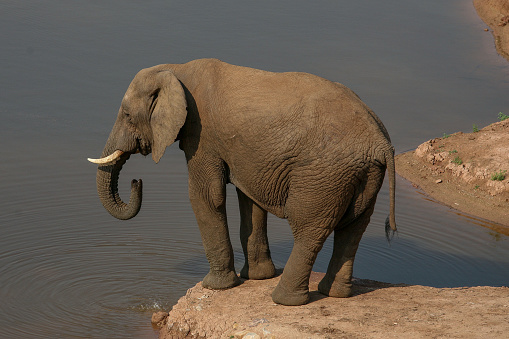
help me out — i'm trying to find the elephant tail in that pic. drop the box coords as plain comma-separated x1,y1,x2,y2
384,146,397,241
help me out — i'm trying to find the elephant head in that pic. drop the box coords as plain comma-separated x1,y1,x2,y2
88,68,187,219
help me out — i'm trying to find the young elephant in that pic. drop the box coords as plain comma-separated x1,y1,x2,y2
88,59,397,306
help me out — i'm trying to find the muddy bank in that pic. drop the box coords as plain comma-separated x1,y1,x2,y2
395,119,509,235
153,271,509,338
474,0,509,61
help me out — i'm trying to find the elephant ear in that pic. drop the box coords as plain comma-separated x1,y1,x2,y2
150,71,187,163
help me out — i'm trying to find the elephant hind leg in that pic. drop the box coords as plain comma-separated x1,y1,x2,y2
271,214,339,306
271,230,335,306
271,186,353,305
237,188,276,280
318,203,375,298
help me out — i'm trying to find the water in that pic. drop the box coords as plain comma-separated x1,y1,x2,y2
1,1,508,337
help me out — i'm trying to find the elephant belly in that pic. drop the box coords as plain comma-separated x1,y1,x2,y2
228,164,290,219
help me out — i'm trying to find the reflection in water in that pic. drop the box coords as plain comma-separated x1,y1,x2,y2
450,212,509,237
488,231,503,242
414,186,509,237
1,1,509,338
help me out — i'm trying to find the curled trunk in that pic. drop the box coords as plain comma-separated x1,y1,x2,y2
96,152,142,220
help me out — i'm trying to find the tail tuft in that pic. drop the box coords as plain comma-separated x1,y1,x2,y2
385,215,397,243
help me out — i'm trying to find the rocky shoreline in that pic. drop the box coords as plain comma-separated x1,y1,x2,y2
153,272,509,338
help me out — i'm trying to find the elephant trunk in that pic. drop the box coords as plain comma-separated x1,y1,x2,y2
96,151,142,220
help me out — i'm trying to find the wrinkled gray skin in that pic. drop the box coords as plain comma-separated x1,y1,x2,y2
93,59,397,306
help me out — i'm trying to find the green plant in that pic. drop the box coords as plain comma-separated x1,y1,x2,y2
452,156,463,165
472,124,479,133
442,133,450,139
474,185,480,190
498,112,509,121
449,150,458,154
491,170,507,181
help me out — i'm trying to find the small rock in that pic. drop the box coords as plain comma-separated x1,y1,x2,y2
151,311,168,324
244,333,261,339
235,330,261,338
249,318,269,327
234,330,249,338
178,322,190,335
499,15,509,26
435,179,442,184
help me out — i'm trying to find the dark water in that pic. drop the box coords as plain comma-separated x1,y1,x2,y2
1,1,509,337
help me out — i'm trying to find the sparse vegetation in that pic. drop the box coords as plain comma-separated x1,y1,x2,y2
443,133,450,139
498,112,509,121
452,156,463,165
474,185,480,190
491,170,507,181
449,150,458,154
472,124,479,133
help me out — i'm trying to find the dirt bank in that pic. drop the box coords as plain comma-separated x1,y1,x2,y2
154,272,509,338
474,0,509,61
395,119,509,235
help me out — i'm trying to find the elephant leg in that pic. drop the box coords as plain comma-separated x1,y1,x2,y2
236,188,275,280
271,220,335,306
188,160,240,290
318,203,374,298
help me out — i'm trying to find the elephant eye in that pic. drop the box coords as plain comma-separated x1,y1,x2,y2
123,110,133,123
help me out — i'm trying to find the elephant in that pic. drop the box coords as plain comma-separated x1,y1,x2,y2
88,58,397,306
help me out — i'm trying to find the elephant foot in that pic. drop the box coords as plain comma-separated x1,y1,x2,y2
318,276,352,298
202,270,241,290
271,281,309,306
240,260,276,280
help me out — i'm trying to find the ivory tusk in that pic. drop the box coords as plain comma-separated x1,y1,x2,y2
87,150,124,164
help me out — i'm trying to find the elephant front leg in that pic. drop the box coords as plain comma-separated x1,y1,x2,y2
236,188,275,280
188,172,240,290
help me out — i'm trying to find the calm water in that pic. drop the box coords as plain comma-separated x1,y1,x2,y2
1,1,509,338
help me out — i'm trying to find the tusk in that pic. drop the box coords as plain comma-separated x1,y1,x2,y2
87,150,124,164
